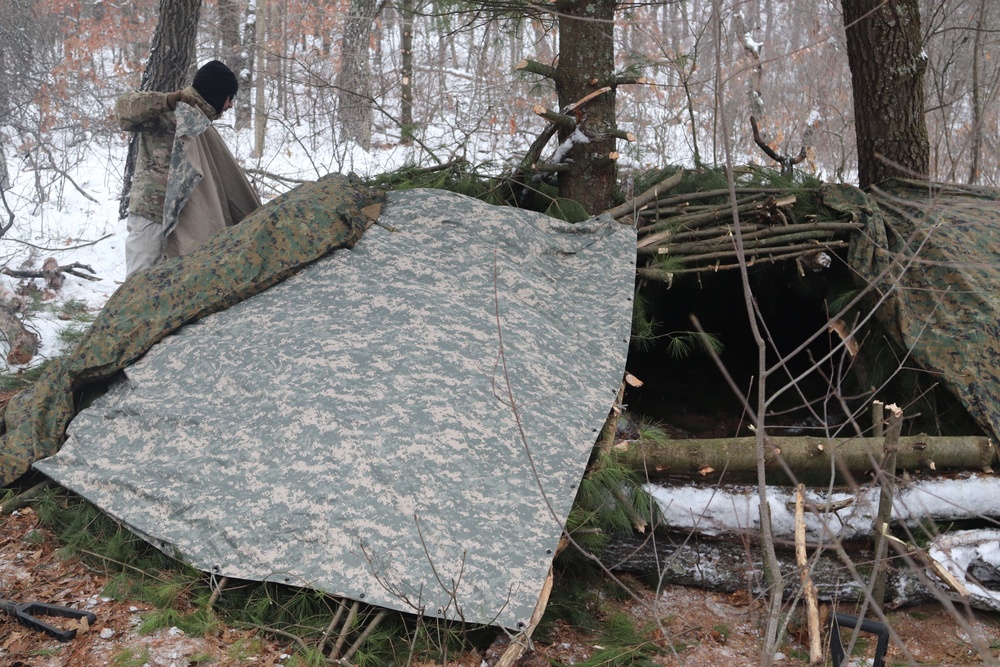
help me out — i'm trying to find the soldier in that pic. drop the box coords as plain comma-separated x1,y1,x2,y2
117,60,261,278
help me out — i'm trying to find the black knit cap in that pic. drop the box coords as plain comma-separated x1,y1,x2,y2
192,60,239,115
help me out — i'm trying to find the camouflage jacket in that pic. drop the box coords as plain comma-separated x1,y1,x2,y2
116,86,221,224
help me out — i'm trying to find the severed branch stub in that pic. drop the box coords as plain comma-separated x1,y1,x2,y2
750,116,806,179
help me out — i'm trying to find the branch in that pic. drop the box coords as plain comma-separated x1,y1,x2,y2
515,59,558,80
6,233,114,253
604,171,684,220
612,75,650,87
751,116,807,177
2,261,101,282
532,105,577,131
606,128,636,142
244,167,309,185
563,86,612,112
0,186,14,240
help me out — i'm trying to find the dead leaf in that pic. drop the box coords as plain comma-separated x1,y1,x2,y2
827,319,859,357
65,614,91,636
2,631,25,650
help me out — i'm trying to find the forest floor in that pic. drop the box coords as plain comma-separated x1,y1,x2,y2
4,499,1000,667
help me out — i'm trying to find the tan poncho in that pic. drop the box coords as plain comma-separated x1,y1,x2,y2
162,102,261,258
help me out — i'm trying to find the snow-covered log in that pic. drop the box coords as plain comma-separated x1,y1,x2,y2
643,473,1000,541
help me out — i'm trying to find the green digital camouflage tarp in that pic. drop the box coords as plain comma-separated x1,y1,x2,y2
33,188,636,629
0,172,379,485
840,178,1000,443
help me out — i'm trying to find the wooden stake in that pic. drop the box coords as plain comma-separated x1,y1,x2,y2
496,566,555,667
796,484,822,664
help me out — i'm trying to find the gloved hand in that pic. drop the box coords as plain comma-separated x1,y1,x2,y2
166,90,199,110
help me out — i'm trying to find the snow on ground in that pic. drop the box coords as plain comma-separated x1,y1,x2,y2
0,123,417,367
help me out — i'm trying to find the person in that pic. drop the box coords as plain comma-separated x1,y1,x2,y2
117,60,261,278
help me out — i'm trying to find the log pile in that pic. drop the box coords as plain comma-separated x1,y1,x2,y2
607,170,862,282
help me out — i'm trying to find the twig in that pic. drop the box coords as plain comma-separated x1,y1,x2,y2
234,621,312,655
532,105,577,130
6,233,114,253
339,609,389,663
207,576,229,609
751,116,807,178
563,86,612,112
319,598,348,652
330,600,359,660
871,403,904,609
244,167,309,185
605,171,683,220
636,241,850,279
637,195,774,236
0,185,14,239
2,262,101,282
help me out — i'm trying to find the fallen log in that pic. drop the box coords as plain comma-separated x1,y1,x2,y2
622,434,996,485
642,473,1000,541
600,530,932,608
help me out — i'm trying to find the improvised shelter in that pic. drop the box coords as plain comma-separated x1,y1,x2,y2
2,174,635,629
624,177,1000,457
3,168,1000,625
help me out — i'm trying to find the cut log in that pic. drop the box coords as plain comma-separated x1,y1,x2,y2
622,434,995,484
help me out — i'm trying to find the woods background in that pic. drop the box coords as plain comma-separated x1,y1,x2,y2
2,0,998,208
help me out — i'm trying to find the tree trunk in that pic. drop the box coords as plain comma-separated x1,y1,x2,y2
217,0,249,125
399,0,415,145
119,0,202,219
968,0,986,184
253,0,267,157
336,0,379,150
841,0,929,189
554,0,617,214
237,0,255,130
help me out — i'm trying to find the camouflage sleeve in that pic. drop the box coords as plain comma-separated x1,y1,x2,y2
116,91,174,132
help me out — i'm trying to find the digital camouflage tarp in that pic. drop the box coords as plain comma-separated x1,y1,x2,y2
31,188,637,629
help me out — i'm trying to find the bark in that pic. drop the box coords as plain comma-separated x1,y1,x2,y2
336,0,380,150
601,532,931,607
841,0,929,189
623,434,995,485
119,0,202,218
553,0,617,214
